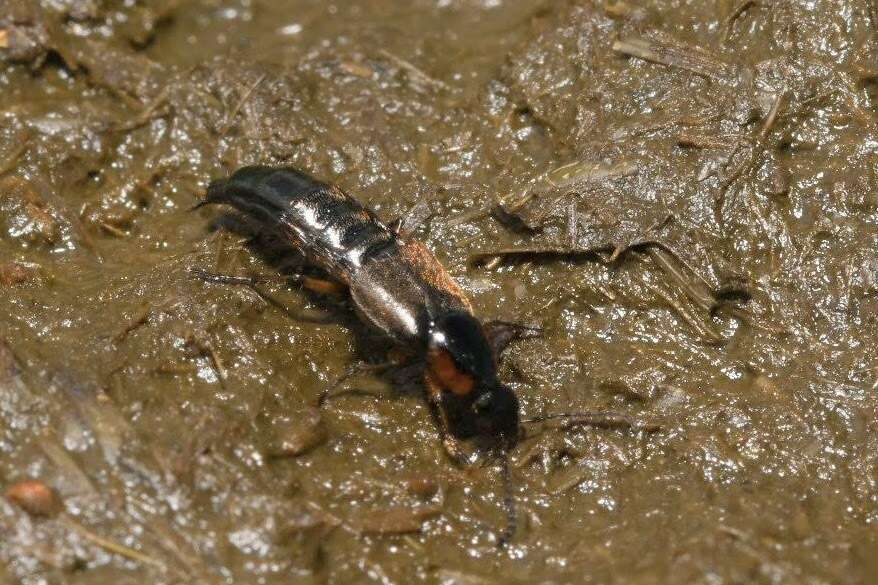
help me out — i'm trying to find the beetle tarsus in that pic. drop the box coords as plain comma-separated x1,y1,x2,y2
484,320,542,358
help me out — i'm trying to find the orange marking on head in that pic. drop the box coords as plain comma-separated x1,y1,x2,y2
428,348,474,396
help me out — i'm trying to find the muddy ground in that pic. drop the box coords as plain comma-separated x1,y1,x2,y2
1,0,877,583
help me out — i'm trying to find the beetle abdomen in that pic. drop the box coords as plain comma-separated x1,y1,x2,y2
203,165,474,342
203,166,395,278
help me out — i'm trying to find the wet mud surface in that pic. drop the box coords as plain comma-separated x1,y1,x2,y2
1,0,877,583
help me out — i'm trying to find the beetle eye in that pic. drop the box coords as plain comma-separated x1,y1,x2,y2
473,393,492,414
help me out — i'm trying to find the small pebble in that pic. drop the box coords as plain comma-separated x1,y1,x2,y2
402,474,439,499
354,505,442,535
0,262,34,286
5,479,60,517
339,61,374,79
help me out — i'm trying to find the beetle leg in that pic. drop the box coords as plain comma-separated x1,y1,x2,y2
441,435,469,466
193,268,338,325
192,267,347,298
425,374,470,466
317,361,396,406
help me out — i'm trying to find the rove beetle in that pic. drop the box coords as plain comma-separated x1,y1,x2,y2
199,166,522,453
197,165,615,544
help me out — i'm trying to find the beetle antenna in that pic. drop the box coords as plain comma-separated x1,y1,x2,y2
496,451,517,548
521,410,660,432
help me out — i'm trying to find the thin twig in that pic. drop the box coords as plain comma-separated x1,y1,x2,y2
645,282,723,343
759,91,787,141
219,73,267,137
546,160,638,188
38,436,98,495
113,304,151,343
677,133,743,149
645,247,714,312
99,221,129,238
113,84,172,132
62,516,164,568
379,50,450,91
137,510,224,585
722,0,757,43
613,35,738,82
204,338,226,380
469,244,614,267
549,467,592,495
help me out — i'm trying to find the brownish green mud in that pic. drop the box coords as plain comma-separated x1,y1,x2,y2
1,0,877,583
